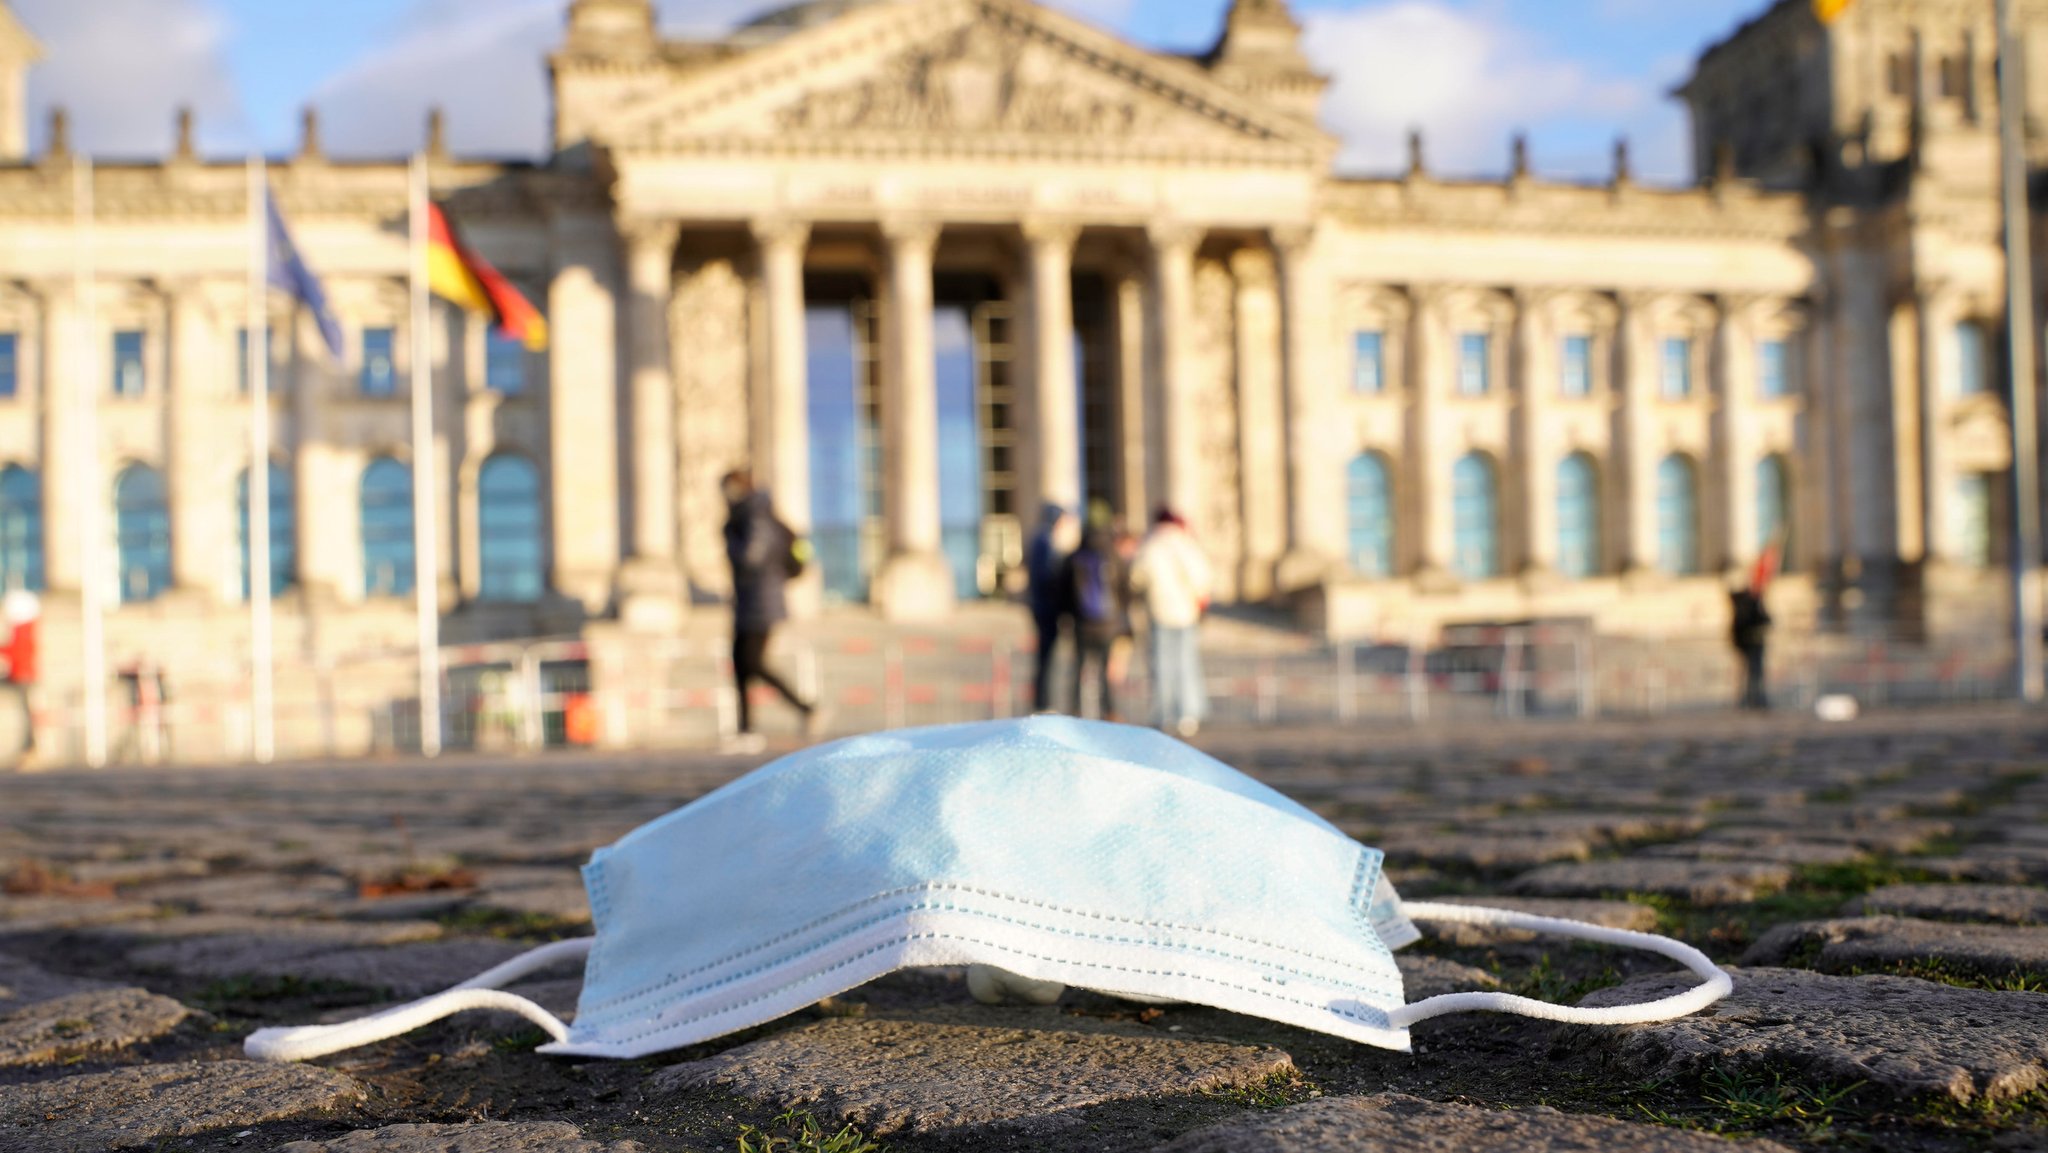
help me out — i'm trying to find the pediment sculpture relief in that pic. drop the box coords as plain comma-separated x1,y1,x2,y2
776,20,1164,137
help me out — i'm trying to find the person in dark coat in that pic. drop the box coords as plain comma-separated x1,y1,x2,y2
1730,584,1773,711
722,470,820,744
1060,523,1126,721
1023,502,1076,712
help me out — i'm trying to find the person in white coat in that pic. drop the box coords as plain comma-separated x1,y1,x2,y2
1128,508,1214,737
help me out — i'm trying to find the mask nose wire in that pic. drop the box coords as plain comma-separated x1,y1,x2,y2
244,936,594,1063
1385,902,1732,1029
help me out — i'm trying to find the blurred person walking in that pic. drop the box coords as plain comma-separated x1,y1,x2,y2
1730,540,1781,712
1130,508,1213,737
1061,516,1127,721
722,470,823,751
1024,502,1077,712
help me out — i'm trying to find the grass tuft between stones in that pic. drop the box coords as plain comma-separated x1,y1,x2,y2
736,1108,887,1153
1204,1069,1321,1110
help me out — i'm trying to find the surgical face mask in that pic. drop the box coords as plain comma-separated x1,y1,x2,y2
247,718,1728,1063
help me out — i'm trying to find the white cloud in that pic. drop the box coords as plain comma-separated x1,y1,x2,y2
13,0,245,156
1303,1,1652,180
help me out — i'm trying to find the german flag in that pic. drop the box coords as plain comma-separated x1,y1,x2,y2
427,204,548,351
1813,0,1854,24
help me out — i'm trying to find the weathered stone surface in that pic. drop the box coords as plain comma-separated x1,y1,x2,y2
1426,897,1660,945
106,914,442,945
0,953,112,1009
1507,860,1792,905
653,1017,1293,1136
1375,834,1592,870
287,940,531,997
1477,813,1708,846
1637,840,1869,867
1742,916,2048,974
1901,850,2048,885
1152,1093,1794,1152
0,987,194,1067
0,896,162,932
1849,884,2048,925
274,1121,646,1152
0,1060,364,1151
1580,967,2048,1102
1395,954,1500,999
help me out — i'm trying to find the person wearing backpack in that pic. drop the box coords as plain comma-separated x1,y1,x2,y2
722,469,824,751
1060,522,1125,720
1129,508,1213,737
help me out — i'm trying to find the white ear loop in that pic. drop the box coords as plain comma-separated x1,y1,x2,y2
1387,902,1732,1029
244,937,593,1063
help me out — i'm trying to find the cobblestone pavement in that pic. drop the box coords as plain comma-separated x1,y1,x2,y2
2,708,2046,1151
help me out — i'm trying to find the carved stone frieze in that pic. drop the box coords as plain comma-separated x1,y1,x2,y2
673,258,752,597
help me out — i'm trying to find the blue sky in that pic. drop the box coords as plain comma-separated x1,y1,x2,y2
13,0,1772,183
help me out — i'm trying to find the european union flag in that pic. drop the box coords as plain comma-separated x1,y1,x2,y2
265,194,344,360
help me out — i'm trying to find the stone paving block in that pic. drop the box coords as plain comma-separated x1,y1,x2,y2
1476,813,1708,846
468,883,591,924
0,896,163,933
1395,954,1500,999
1375,834,1592,871
1847,884,2048,925
652,1016,1294,1137
0,1060,364,1151
1903,849,2048,885
1508,860,1792,906
1150,1093,1795,1152
0,987,194,1067
1636,840,1869,867
273,1121,647,1152
100,914,444,945
133,934,527,997
0,953,113,1009
1742,916,2048,975
127,874,356,918
1580,967,2048,1102
1423,897,1661,946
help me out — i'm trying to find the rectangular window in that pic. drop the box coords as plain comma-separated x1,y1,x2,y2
236,327,278,395
1660,337,1693,400
486,331,527,395
1957,322,1989,395
112,331,145,397
1759,339,1794,399
1561,335,1593,398
0,334,16,399
360,328,397,397
1457,333,1491,397
1352,330,1385,395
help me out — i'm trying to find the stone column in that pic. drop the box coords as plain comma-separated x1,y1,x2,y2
1408,285,1456,584
1916,288,1955,563
40,282,83,594
1273,227,1341,593
1024,219,1082,516
546,212,622,614
755,219,813,535
617,219,683,630
1717,296,1759,576
1514,289,1558,579
873,218,954,621
1114,270,1149,522
1617,293,1660,576
1230,246,1285,600
165,282,219,599
1147,224,1202,519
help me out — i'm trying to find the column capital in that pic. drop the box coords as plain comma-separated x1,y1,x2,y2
619,217,680,252
881,216,943,254
1146,221,1203,258
1228,246,1277,287
1020,217,1082,252
749,216,812,253
1270,224,1319,260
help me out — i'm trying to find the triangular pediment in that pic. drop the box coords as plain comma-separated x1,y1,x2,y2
597,0,1329,162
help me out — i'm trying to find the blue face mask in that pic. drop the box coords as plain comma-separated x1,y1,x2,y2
247,718,1728,1062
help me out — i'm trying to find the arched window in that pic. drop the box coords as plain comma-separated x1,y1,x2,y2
1451,453,1500,580
1346,453,1394,579
1756,455,1792,566
478,454,543,603
361,457,415,598
0,466,43,593
1656,455,1701,576
236,461,295,601
113,464,171,603
1556,453,1601,580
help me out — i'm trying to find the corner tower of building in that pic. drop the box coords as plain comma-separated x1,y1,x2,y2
0,1,41,162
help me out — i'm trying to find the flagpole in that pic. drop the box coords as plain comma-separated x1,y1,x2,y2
408,152,442,756
1996,0,2043,703
74,155,106,769
247,156,276,762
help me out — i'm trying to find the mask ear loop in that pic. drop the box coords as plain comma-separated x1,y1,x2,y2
244,937,593,1063
1386,902,1731,1029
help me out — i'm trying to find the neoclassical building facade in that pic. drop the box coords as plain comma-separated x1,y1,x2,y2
0,0,2042,732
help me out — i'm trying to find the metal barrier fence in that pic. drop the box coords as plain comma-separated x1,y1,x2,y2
16,624,2029,767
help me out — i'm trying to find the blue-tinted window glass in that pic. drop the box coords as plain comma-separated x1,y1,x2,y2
808,306,871,605
1557,453,1600,579
486,331,527,395
360,457,415,598
360,328,397,397
1458,333,1491,396
112,331,145,397
1757,455,1791,560
1656,455,1700,576
1957,323,1989,395
0,334,17,399
1353,331,1385,395
236,461,295,601
1759,339,1794,399
113,464,171,603
1561,335,1593,398
1661,337,1692,399
1346,453,1393,578
935,306,983,602
0,466,43,593
1451,453,1500,580
478,454,543,603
